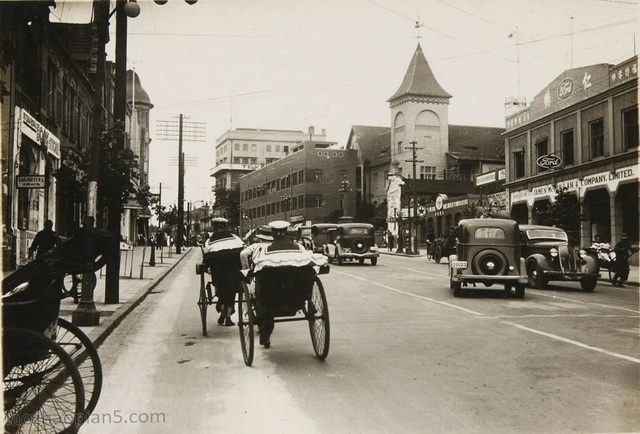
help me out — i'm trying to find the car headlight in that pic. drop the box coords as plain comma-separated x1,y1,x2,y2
579,249,587,259
550,248,558,257
370,246,378,252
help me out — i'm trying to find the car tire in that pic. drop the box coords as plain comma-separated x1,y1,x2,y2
452,281,463,297
580,277,597,292
515,284,525,298
504,284,512,297
527,263,547,289
359,258,365,264
351,239,369,254
336,256,343,265
472,249,507,276
370,257,377,266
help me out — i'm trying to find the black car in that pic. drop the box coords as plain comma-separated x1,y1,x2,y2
449,218,527,298
519,225,599,292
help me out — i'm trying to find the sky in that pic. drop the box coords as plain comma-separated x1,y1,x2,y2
50,0,639,207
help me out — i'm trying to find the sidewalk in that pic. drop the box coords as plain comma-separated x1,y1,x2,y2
379,247,640,287
58,245,193,346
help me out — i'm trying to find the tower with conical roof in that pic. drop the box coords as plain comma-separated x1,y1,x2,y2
388,44,451,179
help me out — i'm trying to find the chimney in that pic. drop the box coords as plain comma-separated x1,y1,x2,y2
308,126,315,138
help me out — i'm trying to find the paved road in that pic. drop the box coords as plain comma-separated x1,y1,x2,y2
79,250,639,433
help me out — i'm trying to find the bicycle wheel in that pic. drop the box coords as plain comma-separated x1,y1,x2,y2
238,281,255,366
307,277,330,360
3,327,85,433
54,318,103,422
198,271,208,336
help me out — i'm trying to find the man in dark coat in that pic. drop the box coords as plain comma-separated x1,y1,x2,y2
29,220,61,259
613,233,635,287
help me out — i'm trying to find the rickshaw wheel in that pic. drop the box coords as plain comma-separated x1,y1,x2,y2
198,271,208,336
54,318,103,422
238,281,255,366
3,327,85,433
308,277,330,360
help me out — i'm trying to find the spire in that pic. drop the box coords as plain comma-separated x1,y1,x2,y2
387,43,451,102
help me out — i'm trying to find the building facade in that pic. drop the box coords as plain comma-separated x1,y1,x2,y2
211,126,327,191
504,56,638,247
238,142,356,231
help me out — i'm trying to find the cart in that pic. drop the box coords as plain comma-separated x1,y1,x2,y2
2,228,111,433
195,246,243,336
237,251,330,367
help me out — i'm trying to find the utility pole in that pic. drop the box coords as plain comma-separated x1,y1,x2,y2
73,0,108,325
406,140,423,255
156,115,205,254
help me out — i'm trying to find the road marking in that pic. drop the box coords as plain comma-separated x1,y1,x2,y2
335,270,484,316
527,291,639,314
336,269,640,364
502,321,640,364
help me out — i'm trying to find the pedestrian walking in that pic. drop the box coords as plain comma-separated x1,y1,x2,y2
612,233,636,287
29,219,61,259
388,232,395,252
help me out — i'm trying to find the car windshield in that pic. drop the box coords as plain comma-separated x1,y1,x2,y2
346,227,370,235
299,229,311,236
473,227,506,239
526,229,568,241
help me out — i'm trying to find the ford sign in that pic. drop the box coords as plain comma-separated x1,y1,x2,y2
536,154,562,169
558,77,574,100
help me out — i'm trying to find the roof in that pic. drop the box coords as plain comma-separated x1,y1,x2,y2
126,70,154,109
447,125,505,161
346,125,391,166
388,43,451,102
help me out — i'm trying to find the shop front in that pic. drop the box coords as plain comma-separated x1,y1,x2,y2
11,108,60,267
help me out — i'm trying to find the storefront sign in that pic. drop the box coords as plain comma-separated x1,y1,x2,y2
536,154,562,169
557,77,574,100
16,176,45,189
476,171,496,186
510,164,639,206
20,109,61,159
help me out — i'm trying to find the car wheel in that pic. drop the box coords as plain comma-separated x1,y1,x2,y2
452,281,463,297
434,246,442,264
504,284,512,297
527,263,547,289
358,258,365,265
515,284,525,298
472,249,507,276
370,257,377,266
337,256,343,265
351,239,369,254
580,277,597,292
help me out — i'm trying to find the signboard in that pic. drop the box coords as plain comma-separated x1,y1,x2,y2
536,154,562,169
16,176,45,188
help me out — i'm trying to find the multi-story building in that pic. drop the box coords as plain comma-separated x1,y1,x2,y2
504,55,638,247
210,126,327,191
1,3,154,268
238,141,356,230
346,44,505,242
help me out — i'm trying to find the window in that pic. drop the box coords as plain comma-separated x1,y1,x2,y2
622,107,638,150
267,144,272,152
589,118,605,158
513,150,525,179
275,145,280,152
315,195,323,208
560,129,574,166
535,137,548,173
420,166,436,180
314,169,322,183
242,143,248,151
234,143,239,151
251,144,256,152
474,227,505,239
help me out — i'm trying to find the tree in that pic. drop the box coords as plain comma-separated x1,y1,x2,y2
212,186,240,228
54,129,141,228
536,187,584,243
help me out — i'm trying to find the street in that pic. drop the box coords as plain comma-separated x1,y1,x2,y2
80,250,639,433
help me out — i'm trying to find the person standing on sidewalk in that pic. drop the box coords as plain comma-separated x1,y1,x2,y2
29,219,61,259
612,233,636,287
202,217,244,326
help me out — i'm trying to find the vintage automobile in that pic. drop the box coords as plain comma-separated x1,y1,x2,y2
431,226,458,263
519,225,599,291
449,218,527,298
310,223,338,254
324,223,379,265
297,225,313,250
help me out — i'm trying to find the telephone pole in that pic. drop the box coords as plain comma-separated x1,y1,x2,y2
406,140,423,255
156,115,205,254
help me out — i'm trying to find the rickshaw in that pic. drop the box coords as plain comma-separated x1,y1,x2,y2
237,249,330,366
3,228,110,433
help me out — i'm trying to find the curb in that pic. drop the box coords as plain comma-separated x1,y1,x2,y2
84,248,193,349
